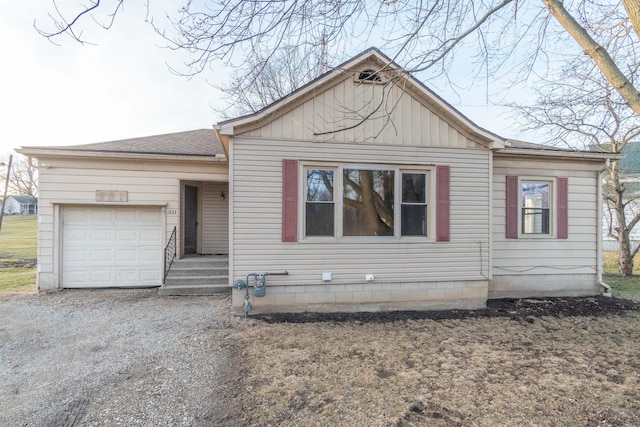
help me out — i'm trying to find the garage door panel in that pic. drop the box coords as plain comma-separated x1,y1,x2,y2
115,249,137,262
65,228,89,244
89,249,114,263
115,228,138,241
64,207,90,223
140,249,162,262
140,229,162,242
64,249,88,263
139,269,162,282
116,270,138,282
62,206,163,288
89,209,114,224
115,210,138,223
91,229,114,242
64,271,88,286
139,209,163,222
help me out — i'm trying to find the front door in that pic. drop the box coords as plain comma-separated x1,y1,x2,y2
184,185,198,254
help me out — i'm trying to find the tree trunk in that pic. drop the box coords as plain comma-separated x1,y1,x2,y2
543,0,640,117
611,160,635,276
622,0,640,40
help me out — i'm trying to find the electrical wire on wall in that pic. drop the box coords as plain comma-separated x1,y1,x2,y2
478,241,488,279
494,265,597,273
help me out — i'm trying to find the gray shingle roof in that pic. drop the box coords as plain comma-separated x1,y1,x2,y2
23,129,223,157
9,195,37,204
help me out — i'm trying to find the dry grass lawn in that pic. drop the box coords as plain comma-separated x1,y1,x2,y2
232,310,640,426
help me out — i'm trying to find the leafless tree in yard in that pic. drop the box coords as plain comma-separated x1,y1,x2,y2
3,155,38,197
36,1,640,122
216,44,332,119
512,54,640,276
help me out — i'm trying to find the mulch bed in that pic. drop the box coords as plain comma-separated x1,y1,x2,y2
253,296,640,324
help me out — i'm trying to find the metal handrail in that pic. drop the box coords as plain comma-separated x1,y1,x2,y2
163,226,177,284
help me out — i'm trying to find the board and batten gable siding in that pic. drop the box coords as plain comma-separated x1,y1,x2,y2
231,136,492,313
492,155,603,298
35,156,228,290
239,72,483,149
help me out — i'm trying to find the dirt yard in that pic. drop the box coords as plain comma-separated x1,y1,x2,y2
2,292,639,426
233,297,640,426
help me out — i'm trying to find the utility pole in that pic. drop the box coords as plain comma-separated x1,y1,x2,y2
0,154,13,233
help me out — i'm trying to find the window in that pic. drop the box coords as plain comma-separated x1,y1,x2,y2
343,169,395,236
301,165,434,239
521,181,550,234
401,173,428,236
305,169,335,236
505,176,568,239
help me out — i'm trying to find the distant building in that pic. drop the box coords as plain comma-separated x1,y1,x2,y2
2,195,38,215
602,141,640,251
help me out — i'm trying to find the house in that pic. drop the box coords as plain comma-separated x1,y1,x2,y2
2,195,38,215
18,48,615,314
602,141,640,252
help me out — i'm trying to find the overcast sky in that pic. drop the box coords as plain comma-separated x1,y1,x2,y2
0,1,534,157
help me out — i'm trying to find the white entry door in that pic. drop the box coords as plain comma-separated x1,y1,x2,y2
62,206,163,288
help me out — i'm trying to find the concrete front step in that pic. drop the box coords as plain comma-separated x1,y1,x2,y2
164,275,229,286
158,284,231,296
167,266,229,277
161,255,230,296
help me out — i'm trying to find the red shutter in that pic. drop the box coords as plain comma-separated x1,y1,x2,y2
557,177,568,239
505,176,519,239
282,159,298,242
436,165,450,242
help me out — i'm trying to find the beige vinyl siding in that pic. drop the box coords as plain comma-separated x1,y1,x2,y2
35,156,228,290
231,137,491,290
202,181,229,254
241,73,482,149
491,155,602,298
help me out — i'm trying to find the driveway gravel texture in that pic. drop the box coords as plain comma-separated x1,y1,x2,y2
0,289,244,426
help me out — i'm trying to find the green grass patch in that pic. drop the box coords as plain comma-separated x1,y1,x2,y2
0,215,37,293
603,251,640,300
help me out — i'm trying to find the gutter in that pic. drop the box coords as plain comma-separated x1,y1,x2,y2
597,158,612,297
16,148,227,163
496,147,623,161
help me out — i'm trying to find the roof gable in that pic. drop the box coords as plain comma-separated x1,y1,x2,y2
216,48,504,149
8,195,37,204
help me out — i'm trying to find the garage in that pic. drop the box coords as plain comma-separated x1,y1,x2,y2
62,206,164,288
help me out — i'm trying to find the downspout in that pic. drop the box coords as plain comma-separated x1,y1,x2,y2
597,158,612,297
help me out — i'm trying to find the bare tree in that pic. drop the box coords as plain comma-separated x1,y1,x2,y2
216,44,332,118
3,155,38,197
37,1,640,121
513,56,640,276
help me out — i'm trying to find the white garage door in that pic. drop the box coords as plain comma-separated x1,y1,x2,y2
62,206,163,288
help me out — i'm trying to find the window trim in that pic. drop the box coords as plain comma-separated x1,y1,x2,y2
518,177,556,239
301,163,435,241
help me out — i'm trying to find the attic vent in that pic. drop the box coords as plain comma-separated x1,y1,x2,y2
357,69,382,83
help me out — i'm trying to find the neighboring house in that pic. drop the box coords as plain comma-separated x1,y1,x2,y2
18,48,615,314
2,195,38,215
602,141,640,252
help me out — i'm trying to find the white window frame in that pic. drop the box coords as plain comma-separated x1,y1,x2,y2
301,163,434,241
518,177,556,239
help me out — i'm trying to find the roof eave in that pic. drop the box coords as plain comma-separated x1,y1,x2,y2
16,148,227,162
496,147,622,160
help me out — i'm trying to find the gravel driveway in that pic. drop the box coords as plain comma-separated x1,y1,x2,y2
0,289,242,426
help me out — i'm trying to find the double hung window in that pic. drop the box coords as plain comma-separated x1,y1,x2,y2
304,165,429,239
521,181,550,235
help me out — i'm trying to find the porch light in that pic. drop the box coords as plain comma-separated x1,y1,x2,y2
220,192,225,200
